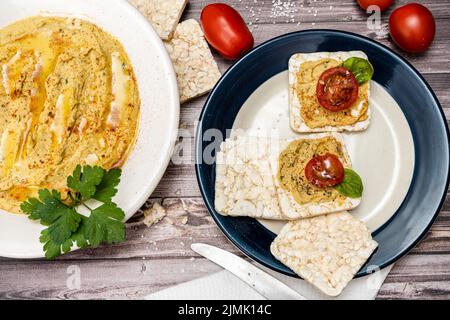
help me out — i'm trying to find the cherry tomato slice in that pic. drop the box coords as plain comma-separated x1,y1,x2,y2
316,67,359,112
305,153,345,188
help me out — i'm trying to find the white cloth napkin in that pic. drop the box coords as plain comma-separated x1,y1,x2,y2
145,262,392,300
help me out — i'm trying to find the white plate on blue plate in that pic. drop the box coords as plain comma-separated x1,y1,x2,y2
0,0,179,258
232,72,415,233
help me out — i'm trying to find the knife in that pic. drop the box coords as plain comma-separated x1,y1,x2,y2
191,243,306,300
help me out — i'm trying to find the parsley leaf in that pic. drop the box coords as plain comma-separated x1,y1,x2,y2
21,189,70,225
21,165,126,260
85,202,125,247
40,230,75,260
67,165,105,200
93,168,121,203
21,189,82,259
20,189,81,244
44,207,81,244
40,216,90,260
71,216,89,249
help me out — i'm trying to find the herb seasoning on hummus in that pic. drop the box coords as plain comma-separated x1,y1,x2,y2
297,58,369,128
277,137,350,205
0,17,140,213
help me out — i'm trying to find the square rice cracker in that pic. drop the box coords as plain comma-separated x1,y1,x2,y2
165,19,221,103
289,51,371,133
270,211,378,296
128,0,188,40
215,135,288,220
269,133,361,220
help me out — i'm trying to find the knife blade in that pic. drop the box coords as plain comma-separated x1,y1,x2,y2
191,243,306,300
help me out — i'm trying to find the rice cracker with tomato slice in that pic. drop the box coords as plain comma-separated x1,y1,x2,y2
289,51,371,133
269,133,362,219
215,132,362,220
270,211,378,296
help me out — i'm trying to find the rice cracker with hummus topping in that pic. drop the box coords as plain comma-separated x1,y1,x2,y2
270,211,378,296
269,133,362,219
215,132,362,220
289,51,372,133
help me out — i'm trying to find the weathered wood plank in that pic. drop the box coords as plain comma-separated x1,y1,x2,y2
411,221,450,255
183,1,450,74
385,254,450,282
0,257,222,300
214,19,450,73
0,253,449,300
378,254,450,299
378,281,450,300
0,198,446,263
182,0,450,23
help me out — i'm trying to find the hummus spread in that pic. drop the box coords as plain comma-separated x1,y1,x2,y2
297,58,369,128
277,137,350,205
0,17,140,213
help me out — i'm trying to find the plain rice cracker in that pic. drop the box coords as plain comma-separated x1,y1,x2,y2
215,135,287,220
165,19,221,103
269,133,361,220
289,51,371,133
128,0,187,40
270,211,378,296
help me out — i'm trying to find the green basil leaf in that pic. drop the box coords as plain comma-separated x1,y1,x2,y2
342,57,374,85
334,168,363,198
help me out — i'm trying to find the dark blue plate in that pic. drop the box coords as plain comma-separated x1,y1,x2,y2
195,30,450,277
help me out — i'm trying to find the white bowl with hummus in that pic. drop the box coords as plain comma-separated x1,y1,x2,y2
0,0,179,258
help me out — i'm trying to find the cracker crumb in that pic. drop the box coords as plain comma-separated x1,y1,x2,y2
142,202,167,227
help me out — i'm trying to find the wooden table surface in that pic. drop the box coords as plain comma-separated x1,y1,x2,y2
1,0,449,300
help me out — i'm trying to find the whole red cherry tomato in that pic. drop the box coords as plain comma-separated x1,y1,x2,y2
357,0,394,12
305,154,345,188
201,3,254,60
389,3,436,53
316,67,359,112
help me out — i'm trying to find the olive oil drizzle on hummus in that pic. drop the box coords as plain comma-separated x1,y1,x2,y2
277,137,349,205
297,58,369,128
0,17,140,213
